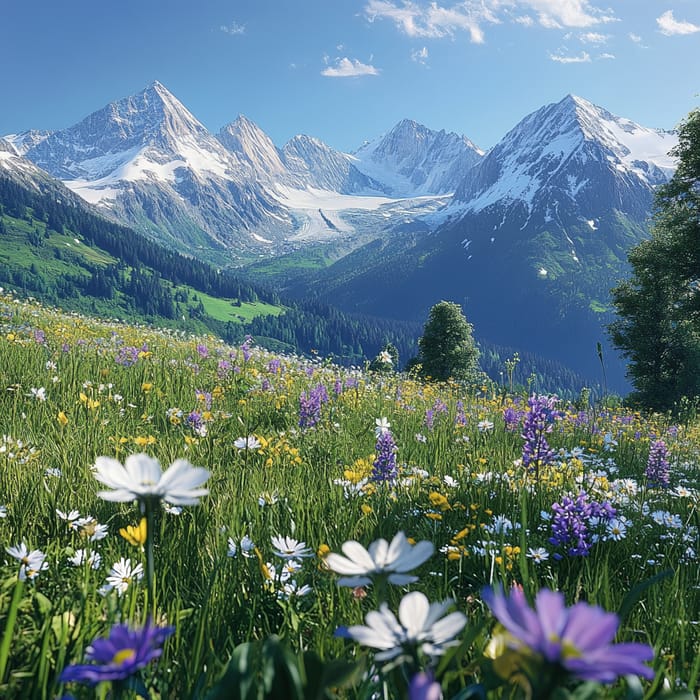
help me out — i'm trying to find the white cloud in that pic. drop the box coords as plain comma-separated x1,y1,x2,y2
321,57,380,77
522,0,616,28
411,46,429,63
579,31,609,44
549,50,591,63
598,52,615,60
364,1,616,43
657,10,700,37
364,0,498,43
628,32,642,43
220,22,245,36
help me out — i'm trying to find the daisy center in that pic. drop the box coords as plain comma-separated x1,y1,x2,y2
112,647,137,666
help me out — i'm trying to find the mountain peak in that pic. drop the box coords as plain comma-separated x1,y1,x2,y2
218,115,286,178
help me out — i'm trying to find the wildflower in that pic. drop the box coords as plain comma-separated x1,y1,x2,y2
548,491,615,559
59,618,174,686
605,517,629,542
30,387,47,401
371,428,398,483
299,384,328,429
75,517,109,542
646,440,670,488
69,549,101,569
104,557,144,596
482,586,655,683
234,435,261,451
375,417,391,436
336,590,466,663
6,543,49,580
0,505,6,518
93,453,209,505
409,671,442,700
325,531,434,587
119,518,148,548
478,420,494,432
240,535,256,556
521,394,560,472
57,411,69,427
258,491,279,507
271,535,313,559
57,509,81,526
526,547,549,564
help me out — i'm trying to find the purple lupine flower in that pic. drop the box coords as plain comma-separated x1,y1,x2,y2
334,377,343,396
62,342,70,353
521,395,561,472
482,586,655,683
455,400,467,427
298,384,329,429
267,358,281,374
217,359,231,379
433,399,448,415
241,337,253,362
645,440,670,488
371,429,398,483
345,376,359,389
196,343,209,359
503,407,524,432
424,409,434,431
34,329,46,345
186,411,204,433
59,618,174,686
549,491,616,559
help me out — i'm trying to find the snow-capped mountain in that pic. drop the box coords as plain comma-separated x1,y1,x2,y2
352,119,484,197
281,134,385,194
4,129,52,156
450,94,677,224
20,81,292,254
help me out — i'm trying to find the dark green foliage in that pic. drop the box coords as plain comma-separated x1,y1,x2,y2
610,107,700,411
416,301,481,381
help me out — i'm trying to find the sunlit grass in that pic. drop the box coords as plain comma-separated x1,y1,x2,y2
0,289,697,698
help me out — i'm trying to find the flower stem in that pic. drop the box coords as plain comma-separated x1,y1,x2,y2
0,577,25,683
142,498,156,616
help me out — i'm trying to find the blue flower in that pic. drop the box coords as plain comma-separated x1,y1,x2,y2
60,619,174,686
482,586,654,683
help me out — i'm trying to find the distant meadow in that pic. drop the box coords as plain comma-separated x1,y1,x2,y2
0,289,698,699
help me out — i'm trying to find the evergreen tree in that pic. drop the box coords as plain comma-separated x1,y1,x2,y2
610,107,700,410
416,301,480,382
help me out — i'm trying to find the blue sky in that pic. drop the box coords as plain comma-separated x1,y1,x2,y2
1,0,698,151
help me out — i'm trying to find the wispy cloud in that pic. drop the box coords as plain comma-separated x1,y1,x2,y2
411,46,429,64
579,31,609,44
220,22,245,36
656,10,700,37
598,52,615,60
549,50,591,63
628,32,642,44
364,1,615,43
321,57,380,77
364,0,497,43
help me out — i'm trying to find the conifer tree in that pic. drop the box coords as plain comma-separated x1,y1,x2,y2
416,301,480,381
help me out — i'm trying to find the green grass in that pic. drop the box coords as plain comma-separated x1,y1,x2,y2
0,291,697,699
196,291,284,322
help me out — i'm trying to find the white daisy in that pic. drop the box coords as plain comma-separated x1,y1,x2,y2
93,453,209,505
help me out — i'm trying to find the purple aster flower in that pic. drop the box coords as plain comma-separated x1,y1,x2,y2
645,440,670,488
409,670,442,700
115,346,140,367
482,586,655,683
59,619,174,686
196,343,209,359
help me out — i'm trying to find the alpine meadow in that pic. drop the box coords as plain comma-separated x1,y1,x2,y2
1,1,700,699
